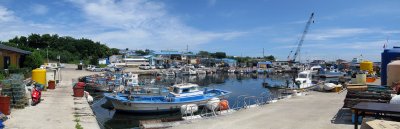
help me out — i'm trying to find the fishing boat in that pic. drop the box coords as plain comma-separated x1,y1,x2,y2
318,69,346,78
104,83,231,113
180,67,197,75
294,70,313,89
309,65,322,75
126,73,139,86
227,69,235,73
163,70,175,76
196,69,207,74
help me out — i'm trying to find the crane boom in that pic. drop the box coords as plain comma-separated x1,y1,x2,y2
290,12,314,63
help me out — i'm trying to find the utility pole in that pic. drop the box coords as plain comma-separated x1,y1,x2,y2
263,48,265,58
47,45,49,63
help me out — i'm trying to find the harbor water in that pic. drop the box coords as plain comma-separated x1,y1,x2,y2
89,73,294,128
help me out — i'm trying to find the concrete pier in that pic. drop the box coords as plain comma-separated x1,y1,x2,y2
171,91,353,129
4,67,100,129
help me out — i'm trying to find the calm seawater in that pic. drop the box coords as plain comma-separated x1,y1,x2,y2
89,73,293,129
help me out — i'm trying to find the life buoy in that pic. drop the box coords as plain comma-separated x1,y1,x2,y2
219,100,229,110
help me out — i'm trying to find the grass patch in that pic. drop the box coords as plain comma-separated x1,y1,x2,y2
75,122,83,129
74,116,83,129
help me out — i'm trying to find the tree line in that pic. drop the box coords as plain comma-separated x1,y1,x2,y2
1,34,120,69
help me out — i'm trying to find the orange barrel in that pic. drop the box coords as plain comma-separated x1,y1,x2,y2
219,100,229,110
0,96,10,115
48,80,56,89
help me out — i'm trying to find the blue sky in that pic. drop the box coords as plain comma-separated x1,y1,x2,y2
0,0,399,61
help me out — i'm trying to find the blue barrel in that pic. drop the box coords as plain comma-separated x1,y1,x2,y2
381,46,400,85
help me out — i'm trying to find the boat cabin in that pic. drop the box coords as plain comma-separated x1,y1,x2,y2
169,83,203,97
298,71,312,79
172,83,199,94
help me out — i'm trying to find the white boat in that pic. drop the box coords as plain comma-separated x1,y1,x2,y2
318,69,346,78
196,69,207,74
227,69,235,73
163,70,175,76
310,65,322,75
104,83,231,113
323,83,342,91
126,73,139,86
181,67,197,75
294,70,313,89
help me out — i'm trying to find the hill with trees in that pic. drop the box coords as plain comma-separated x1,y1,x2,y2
1,34,120,69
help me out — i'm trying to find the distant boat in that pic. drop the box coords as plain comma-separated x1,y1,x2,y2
104,83,231,113
181,67,197,75
310,65,322,75
318,69,346,78
163,70,175,76
196,69,207,74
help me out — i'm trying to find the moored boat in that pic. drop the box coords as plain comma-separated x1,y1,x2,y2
104,83,231,113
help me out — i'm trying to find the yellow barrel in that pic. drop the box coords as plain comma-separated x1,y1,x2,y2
387,60,400,87
360,61,373,72
32,68,47,88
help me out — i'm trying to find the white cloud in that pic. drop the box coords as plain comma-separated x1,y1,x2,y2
307,28,371,41
67,0,245,50
0,6,16,22
31,4,48,15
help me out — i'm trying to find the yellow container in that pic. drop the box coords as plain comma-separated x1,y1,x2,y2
32,68,47,88
360,61,373,72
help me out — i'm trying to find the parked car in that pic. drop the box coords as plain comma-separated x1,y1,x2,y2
91,66,103,72
86,65,95,71
150,65,156,69
139,64,151,70
156,64,164,69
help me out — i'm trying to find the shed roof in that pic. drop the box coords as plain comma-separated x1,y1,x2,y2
0,44,32,54
258,61,272,65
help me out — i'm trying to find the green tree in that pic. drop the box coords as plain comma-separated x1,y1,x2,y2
24,51,44,69
214,52,226,59
264,55,276,61
197,51,209,58
90,57,99,65
110,48,120,55
135,50,146,55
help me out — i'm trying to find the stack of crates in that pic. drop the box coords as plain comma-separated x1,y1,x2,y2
1,74,28,109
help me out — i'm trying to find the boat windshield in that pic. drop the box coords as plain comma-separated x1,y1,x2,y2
173,87,180,94
298,74,308,78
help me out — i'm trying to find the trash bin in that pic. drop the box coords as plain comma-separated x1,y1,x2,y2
48,80,56,89
73,82,85,97
0,96,10,115
77,65,83,70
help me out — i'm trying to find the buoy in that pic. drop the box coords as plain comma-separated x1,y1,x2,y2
219,100,229,110
206,98,220,110
390,95,400,104
180,104,198,115
84,91,93,103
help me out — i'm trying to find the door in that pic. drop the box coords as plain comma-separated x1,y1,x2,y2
3,56,10,69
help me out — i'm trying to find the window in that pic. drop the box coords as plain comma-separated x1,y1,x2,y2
298,74,307,78
190,86,198,91
182,88,190,93
173,87,180,94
